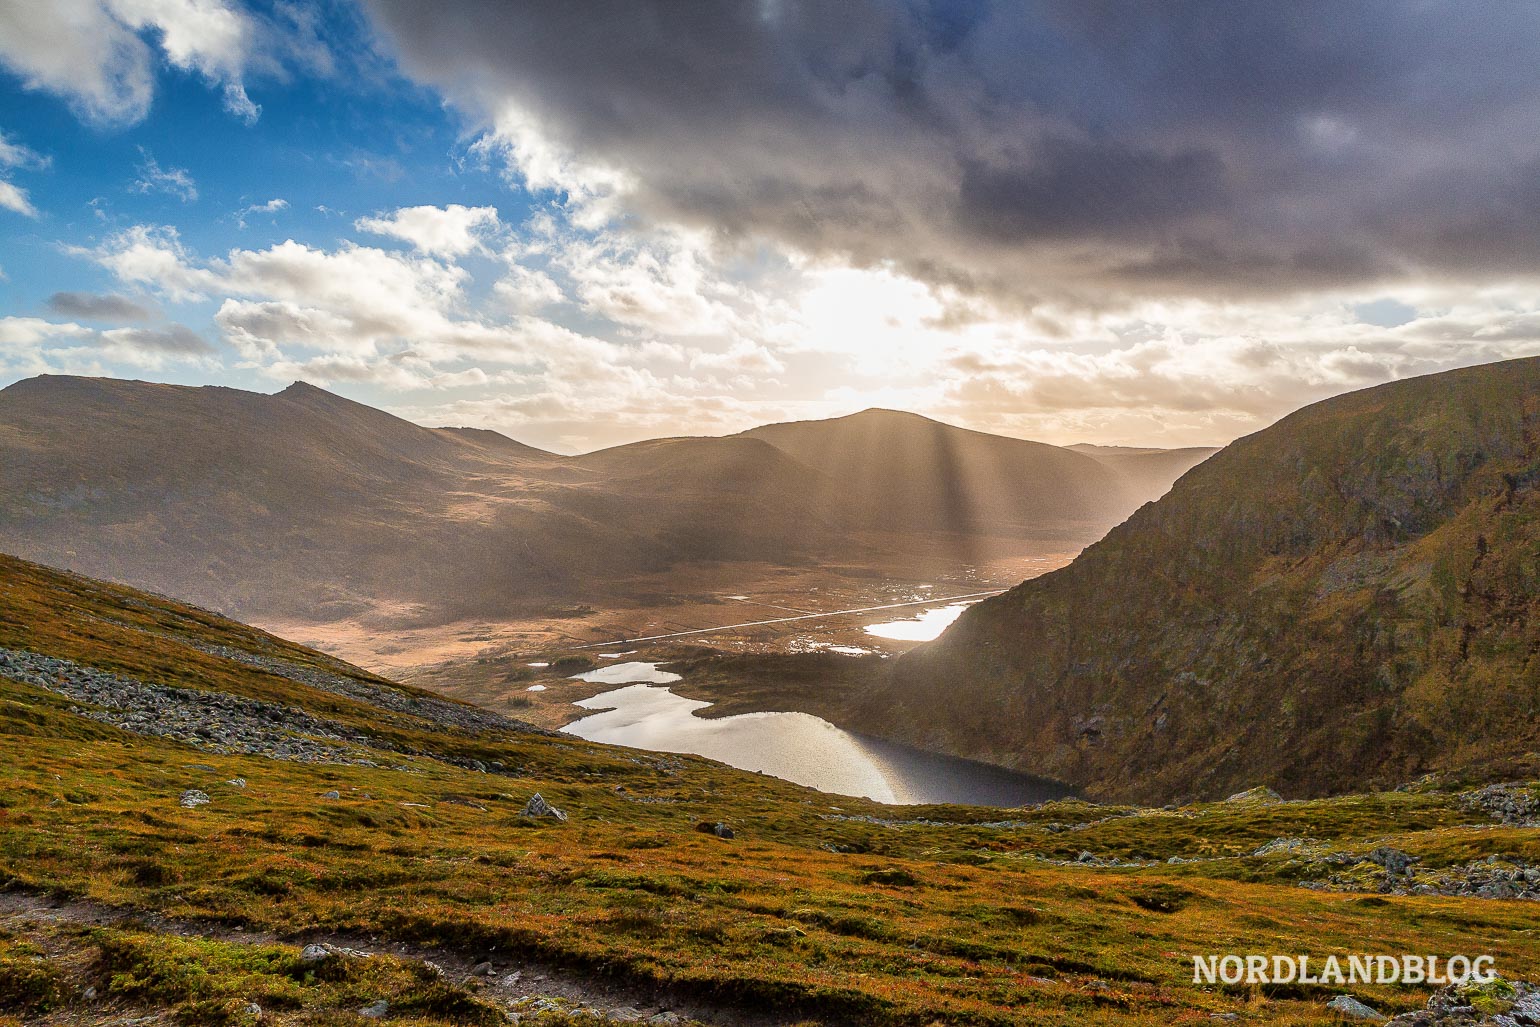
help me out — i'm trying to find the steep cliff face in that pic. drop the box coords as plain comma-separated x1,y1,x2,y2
884,358,1540,804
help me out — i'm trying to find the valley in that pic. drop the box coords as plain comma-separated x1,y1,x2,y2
3,552,1539,1026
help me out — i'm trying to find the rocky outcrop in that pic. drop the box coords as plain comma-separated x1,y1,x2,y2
1387,979,1540,1025
0,645,541,772
178,637,537,737
1,646,383,764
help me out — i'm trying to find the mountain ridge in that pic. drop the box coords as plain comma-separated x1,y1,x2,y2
0,375,1195,626
877,356,1540,803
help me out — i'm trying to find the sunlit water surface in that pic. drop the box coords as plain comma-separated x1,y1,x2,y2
863,601,976,641
562,663,1066,806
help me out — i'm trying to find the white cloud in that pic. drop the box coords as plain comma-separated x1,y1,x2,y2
0,128,46,218
0,0,260,125
493,264,564,312
85,224,220,301
355,204,501,257
0,180,37,218
70,206,1540,453
235,196,287,227
133,149,198,202
0,315,213,376
0,129,46,171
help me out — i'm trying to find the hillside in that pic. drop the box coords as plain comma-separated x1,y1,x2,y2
0,377,1188,628
741,408,1142,536
884,357,1540,804
1067,443,1218,501
3,551,1540,1025
0,377,846,623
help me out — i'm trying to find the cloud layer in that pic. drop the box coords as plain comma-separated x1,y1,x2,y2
365,1,1540,307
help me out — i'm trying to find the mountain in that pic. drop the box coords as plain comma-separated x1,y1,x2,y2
881,357,1540,804
1066,443,1218,500
0,376,840,622
1,377,1195,626
740,408,1144,536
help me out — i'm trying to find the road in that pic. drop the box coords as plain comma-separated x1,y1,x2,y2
570,589,1006,649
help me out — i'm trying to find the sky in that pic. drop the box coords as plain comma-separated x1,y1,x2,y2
3,2,1540,454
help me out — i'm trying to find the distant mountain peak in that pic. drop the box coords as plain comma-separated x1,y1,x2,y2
277,380,334,398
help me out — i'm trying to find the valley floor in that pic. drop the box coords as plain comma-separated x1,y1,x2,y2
268,537,1078,732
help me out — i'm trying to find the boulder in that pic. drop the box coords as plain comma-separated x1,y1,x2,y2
1326,994,1386,1020
1366,847,1418,875
521,793,567,821
179,789,211,808
1225,786,1283,804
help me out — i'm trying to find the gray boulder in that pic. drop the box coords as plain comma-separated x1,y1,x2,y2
1326,994,1386,1020
179,789,211,808
521,793,567,821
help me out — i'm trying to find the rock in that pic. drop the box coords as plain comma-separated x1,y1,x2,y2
1327,994,1386,1020
299,944,331,965
1459,783,1540,828
1366,847,1418,875
242,1001,262,1021
179,789,211,808
648,1014,682,1025
359,999,389,1018
521,793,567,821
227,778,246,788
320,790,341,800
82,986,97,1000
713,822,734,839
1225,786,1283,804
471,961,495,977
1387,979,1540,1024
1254,837,1309,856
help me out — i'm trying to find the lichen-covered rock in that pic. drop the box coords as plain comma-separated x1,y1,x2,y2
1366,847,1418,875
1225,786,1283,804
521,792,567,821
1386,978,1540,1024
179,789,211,808
1327,994,1386,1020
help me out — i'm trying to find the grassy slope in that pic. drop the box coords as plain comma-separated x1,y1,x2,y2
885,357,1540,804
3,553,1540,1024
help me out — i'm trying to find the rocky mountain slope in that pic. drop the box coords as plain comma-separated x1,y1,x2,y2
883,357,1540,804
0,376,1199,626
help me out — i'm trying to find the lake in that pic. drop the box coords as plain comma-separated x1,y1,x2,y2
864,601,976,641
562,663,1068,806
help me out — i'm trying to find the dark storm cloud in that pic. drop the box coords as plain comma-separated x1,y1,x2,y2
105,324,214,355
363,0,1540,303
46,291,157,322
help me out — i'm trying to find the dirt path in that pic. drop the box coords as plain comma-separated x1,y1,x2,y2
0,889,788,1027
568,589,1005,648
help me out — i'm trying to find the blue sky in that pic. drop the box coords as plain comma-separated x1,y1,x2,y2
2,1,1539,452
